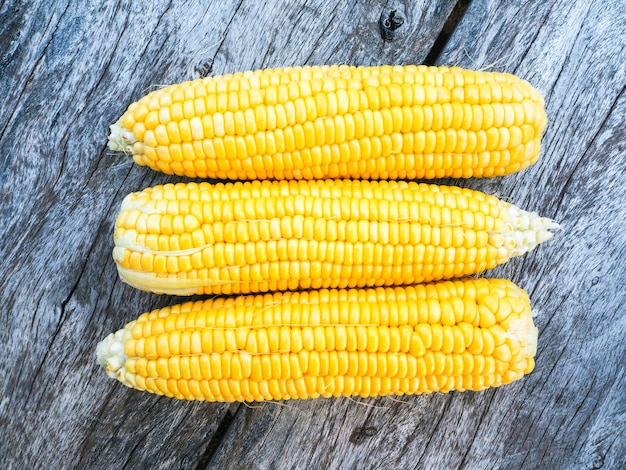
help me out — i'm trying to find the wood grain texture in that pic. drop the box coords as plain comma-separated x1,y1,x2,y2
1,0,624,468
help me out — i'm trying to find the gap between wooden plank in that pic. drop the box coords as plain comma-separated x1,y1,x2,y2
195,402,240,469
424,0,472,65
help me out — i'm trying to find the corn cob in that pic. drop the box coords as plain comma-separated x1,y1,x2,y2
112,179,559,296
97,278,538,402
108,65,547,180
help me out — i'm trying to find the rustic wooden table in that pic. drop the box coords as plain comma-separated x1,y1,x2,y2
2,0,625,468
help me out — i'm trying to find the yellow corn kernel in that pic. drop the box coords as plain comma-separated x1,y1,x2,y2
108,65,547,180
97,278,538,402
113,180,559,296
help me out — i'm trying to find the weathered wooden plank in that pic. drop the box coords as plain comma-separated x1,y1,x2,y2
0,0,457,468
2,0,624,468
203,0,626,468
0,0,241,466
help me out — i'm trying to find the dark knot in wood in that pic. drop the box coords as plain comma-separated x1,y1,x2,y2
195,61,213,78
379,9,405,41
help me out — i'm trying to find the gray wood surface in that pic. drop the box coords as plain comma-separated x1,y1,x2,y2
1,0,624,468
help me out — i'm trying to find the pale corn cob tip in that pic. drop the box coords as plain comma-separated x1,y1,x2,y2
96,328,132,387
508,315,538,358
500,203,561,258
108,119,137,153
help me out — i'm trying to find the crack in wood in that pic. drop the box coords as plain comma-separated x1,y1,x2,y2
195,404,240,469
424,0,471,65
